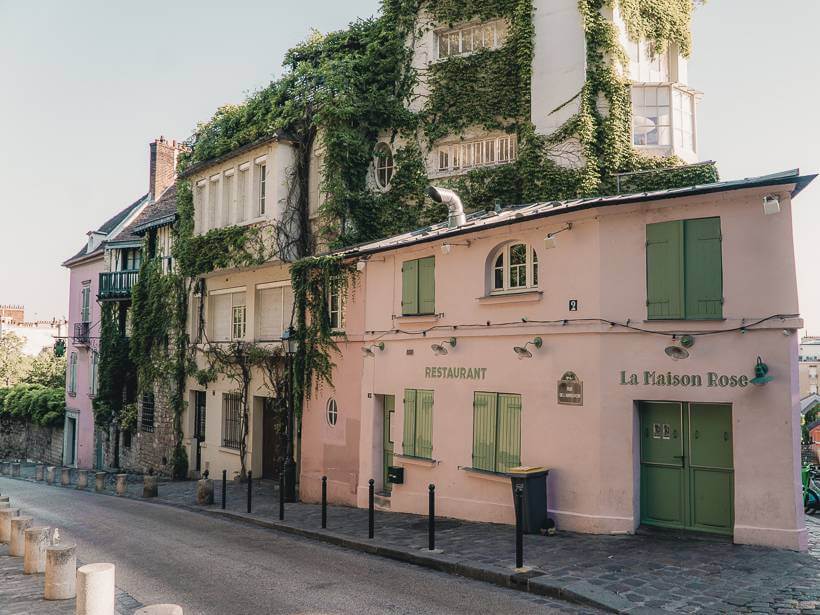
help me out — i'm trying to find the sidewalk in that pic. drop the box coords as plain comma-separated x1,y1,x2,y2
5,463,820,614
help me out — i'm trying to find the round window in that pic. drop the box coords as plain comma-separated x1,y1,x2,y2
373,143,395,190
326,398,338,427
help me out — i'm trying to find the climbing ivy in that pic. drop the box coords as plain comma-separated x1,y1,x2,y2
94,303,136,428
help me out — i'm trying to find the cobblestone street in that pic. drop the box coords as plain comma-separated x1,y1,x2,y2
4,464,818,614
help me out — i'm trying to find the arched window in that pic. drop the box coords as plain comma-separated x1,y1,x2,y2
491,243,538,293
327,398,339,427
374,143,395,190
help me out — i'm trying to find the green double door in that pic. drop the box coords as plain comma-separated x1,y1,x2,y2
383,396,395,495
640,402,734,535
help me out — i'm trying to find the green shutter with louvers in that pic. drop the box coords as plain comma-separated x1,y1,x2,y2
81,287,90,323
684,217,723,319
472,392,497,471
418,257,436,315
402,389,417,456
415,389,434,459
496,394,522,472
402,259,419,315
646,221,684,320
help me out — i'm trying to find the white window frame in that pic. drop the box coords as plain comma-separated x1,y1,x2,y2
628,39,670,83
437,135,516,173
436,19,508,60
236,164,249,223
328,285,345,331
255,281,294,341
373,143,394,190
232,303,246,340
327,398,338,427
208,287,247,342
632,84,695,152
195,180,207,233
256,162,267,216
80,284,91,323
68,352,78,395
490,243,539,295
208,176,220,230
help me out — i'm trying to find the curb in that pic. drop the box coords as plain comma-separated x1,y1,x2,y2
0,471,637,613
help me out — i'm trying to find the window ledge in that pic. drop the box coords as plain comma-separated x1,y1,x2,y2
643,318,726,323
478,290,542,305
219,447,241,456
460,466,511,483
395,454,438,467
394,314,440,325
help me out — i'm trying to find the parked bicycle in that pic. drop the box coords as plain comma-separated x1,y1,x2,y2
804,464,820,515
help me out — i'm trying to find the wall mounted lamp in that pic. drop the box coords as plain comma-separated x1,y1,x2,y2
513,337,542,359
763,194,781,216
362,342,385,357
751,356,773,385
544,223,572,250
664,334,695,360
441,241,471,255
431,337,457,356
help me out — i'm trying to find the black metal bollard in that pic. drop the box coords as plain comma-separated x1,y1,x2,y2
368,479,375,539
247,470,253,514
514,483,524,569
428,484,436,551
221,469,227,510
321,476,327,529
279,472,285,521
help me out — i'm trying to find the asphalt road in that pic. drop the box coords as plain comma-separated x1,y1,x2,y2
0,478,592,615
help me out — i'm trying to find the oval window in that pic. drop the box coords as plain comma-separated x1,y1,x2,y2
374,143,395,190
326,398,338,427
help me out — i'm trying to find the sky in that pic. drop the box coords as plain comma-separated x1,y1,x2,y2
0,0,818,331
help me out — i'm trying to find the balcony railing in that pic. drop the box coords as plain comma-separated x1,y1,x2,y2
73,322,90,346
98,270,139,301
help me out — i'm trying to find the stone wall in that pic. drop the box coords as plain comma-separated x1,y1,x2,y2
136,382,179,475
0,417,64,465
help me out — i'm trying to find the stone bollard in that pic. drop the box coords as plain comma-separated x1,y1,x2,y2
196,478,214,505
61,467,71,486
134,605,183,615
77,470,88,490
0,461,8,475
76,562,116,615
95,472,106,492
24,527,51,574
45,543,76,600
35,465,45,481
0,495,9,502
143,475,158,498
10,516,33,556
11,462,21,477
47,466,56,484
0,501,9,509
0,507,21,543
116,474,127,496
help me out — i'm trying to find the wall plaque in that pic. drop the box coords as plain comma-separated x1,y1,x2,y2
558,371,583,406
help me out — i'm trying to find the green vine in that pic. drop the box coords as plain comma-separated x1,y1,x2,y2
94,303,136,428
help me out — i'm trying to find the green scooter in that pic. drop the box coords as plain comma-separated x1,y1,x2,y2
804,465,820,515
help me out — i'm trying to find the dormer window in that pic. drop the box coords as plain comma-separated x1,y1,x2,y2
491,243,538,294
374,143,395,190
436,20,508,59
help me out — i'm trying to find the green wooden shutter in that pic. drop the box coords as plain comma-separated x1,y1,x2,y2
81,286,90,323
684,218,723,319
402,389,417,456
472,392,497,471
415,389,434,459
646,221,684,320
418,257,436,315
497,394,522,472
402,260,419,315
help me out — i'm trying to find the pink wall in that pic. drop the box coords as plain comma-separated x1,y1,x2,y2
65,255,103,469
301,183,808,550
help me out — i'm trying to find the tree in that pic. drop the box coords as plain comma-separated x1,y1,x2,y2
0,332,29,387
24,348,66,388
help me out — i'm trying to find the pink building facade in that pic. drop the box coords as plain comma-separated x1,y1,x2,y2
300,170,815,551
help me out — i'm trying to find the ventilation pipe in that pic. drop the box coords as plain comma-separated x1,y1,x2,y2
428,187,466,229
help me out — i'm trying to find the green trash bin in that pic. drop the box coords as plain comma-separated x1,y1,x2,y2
509,466,551,534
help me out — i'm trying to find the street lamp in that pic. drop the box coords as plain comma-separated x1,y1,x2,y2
281,326,298,502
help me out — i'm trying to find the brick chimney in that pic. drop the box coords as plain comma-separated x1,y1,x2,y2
149,136,181,199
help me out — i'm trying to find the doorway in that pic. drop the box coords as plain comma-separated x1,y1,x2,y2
64,414,77,466
382,395,395,495
194,391,207,473
639,402,734,535
262,397,286,479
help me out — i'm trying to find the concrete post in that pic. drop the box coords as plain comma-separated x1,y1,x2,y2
0,507,21,543
1,461,8,475
115,474,127,496
0,495,9,502
0,501,9,509
76,563,116,615
35,465,45,481
61,467,71,486
47,466,56,484
11,462,21,477
44,543,76,600
77,470,88,490
143,475,158,498
134,605,183,615
24,527,51,574
10,516,33,556
197,479,214,505
95,472,106,492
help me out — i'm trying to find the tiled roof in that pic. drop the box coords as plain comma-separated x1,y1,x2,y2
132,184,178,235
62,193,149,265
335,169,816,259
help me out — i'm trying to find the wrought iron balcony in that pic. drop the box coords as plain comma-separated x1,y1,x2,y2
98,270,139,301
73,322,90,346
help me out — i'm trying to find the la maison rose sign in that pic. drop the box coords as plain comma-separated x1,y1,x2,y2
620,370,751,388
